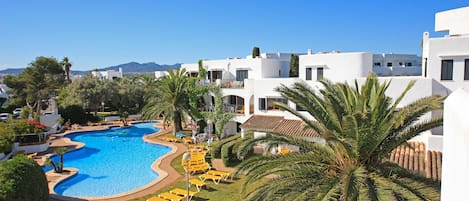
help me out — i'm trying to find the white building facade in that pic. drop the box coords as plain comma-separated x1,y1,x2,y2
91,68,123,80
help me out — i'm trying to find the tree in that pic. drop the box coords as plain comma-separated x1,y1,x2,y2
4,57,65,120
237,74,443,201
198,59,207,80
113,77,145,115
0,121,16,153
61,57,72,83
61,75,117,115
289,54,299,77
143,68,190,134
0,155,49,201
207,87,235,138
252,46,260,58
44,147,67,173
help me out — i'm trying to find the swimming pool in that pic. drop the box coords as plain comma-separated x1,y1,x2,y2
46,122,172,197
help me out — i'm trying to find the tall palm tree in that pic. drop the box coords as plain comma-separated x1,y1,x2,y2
143,68,189,134
237,74,443,201
61,57,72,83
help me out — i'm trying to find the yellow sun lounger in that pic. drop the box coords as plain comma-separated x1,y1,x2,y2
207,170,231,180
189,178,207,192
159,192,184,201
199,173,223,184
146,196,168,201
170,188,198,201
185,162,211,174
279,148,291,155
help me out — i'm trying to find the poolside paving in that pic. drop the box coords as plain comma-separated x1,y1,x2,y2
47,123,188,201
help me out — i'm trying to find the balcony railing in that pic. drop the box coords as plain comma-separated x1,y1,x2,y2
196,79,244,89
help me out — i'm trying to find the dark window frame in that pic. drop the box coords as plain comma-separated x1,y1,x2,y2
465,59,469,80
441,60,453,81
305,68,312,80
259,98,266,110
317,67,324,81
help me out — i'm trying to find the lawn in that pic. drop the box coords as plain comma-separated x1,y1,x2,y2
131,176,248,201
131,138,266,201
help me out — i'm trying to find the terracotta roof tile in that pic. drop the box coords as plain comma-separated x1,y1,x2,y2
273,119,319,138
240,115,319,138
240,115,284,132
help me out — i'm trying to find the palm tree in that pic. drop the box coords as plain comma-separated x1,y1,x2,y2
61,57,72,83
143,68,189,134
237,74,443,201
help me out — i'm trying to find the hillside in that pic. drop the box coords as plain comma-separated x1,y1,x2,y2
0,62,181,76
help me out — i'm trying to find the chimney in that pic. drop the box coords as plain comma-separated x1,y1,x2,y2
307,49,312,55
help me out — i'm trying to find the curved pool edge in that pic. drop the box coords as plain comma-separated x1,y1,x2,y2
49,121,186,201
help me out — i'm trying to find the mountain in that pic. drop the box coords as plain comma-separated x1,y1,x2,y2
100,62,181,75
0,68,24,75
0,62,181,76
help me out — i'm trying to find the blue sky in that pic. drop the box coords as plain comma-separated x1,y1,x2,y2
0,1,467,71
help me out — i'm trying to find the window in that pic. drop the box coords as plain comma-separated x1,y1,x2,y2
317,67,324,80
306,68,312,80
259,98,266,110
373,62,381,66
465,59,469,80
267,98,287,110
399,62,403,66
236,70,248,81
387,62,392,67
406,62,412,67
441,60,453,80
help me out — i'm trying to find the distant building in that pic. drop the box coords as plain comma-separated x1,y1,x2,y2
91,68,123,80
154,71,169,79
0,84,9,106
373,53,422,76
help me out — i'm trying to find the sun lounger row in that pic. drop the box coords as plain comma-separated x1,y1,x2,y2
147,188,199,201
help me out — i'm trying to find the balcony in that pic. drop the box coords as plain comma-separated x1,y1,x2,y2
196,79,244,89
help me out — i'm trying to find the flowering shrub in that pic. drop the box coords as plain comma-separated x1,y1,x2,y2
8,120,49,145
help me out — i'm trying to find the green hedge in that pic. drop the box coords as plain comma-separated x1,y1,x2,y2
211,134,240,159
221,137,244,167
0,155,49,201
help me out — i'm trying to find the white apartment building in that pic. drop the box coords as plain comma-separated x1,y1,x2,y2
183,7,469,154
91,68,123,80
422,6,469,93
182,51,424,138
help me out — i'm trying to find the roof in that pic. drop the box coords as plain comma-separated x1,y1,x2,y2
273,119,319,138
240,115,284,132
240,115,319,138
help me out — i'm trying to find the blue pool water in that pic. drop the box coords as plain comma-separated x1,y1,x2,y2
46,122,171,197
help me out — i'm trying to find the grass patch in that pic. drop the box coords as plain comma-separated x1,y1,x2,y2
131,176,248,201
171,154,185,174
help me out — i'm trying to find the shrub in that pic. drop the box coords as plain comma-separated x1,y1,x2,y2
211,134,240,159
0,122,15,153
0,155,49,201
60,105,87,125
221,137,244,167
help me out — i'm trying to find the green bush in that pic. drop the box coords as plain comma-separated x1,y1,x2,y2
211,134,240,159
221,137,244,167
60,105,87,125
0,122,15,153
0,155,49,201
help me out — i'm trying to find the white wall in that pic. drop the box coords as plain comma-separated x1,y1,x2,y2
423,35,469,93
441,89,469,201
299,52,372,83
435,6,469,36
